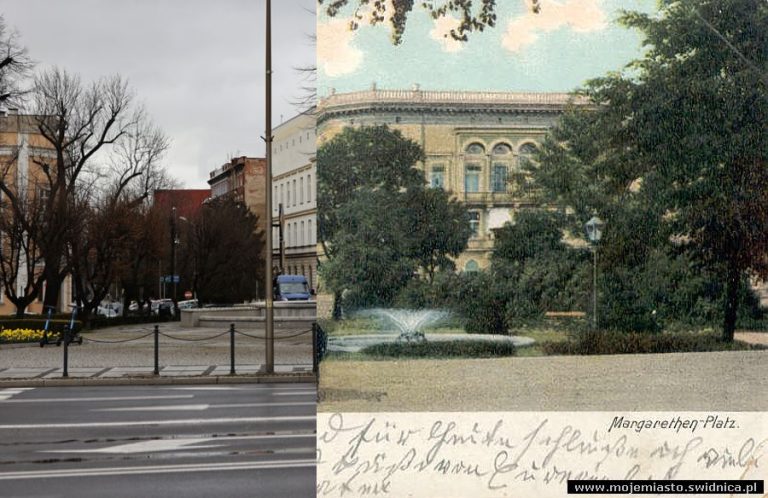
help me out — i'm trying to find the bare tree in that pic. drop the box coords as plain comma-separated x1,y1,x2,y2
0,16,33,107
22,68,139,310
67,112,170,320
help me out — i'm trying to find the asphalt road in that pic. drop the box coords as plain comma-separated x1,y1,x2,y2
0,384,316,498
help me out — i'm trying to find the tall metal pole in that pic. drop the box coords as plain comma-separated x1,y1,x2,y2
593,247,598,330
264,0,275,373
170,206,178,316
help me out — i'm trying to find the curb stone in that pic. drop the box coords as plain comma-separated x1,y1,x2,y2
0,373,317,388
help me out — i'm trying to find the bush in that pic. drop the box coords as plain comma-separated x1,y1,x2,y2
0,319,83,334
541,329,763,355
449,272,507,334
361,340,516,358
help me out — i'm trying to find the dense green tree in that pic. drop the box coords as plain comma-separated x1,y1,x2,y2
179,197,265,304
404,187,471,283
530,0,768,339
320,190,416,309
318,125,471,315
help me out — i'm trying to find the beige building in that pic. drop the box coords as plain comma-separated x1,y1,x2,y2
0,111,72,314
317,87,577,270
271,111,317,289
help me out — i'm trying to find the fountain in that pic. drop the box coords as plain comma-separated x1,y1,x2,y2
326,308,534,353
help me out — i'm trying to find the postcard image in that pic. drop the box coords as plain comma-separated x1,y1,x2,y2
313,0,768,496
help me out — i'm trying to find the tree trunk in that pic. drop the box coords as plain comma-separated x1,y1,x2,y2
332,290,343,321
43,270,63,312
722,261,740,343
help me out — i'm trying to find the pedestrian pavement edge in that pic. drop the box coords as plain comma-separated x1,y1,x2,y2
0,373,317,388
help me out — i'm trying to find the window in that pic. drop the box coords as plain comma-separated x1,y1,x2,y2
300,221,305,245
492,143,512,155
280,184,285,208
287,182,291,207
465,260,480,272
307,174,312,202
429,165,445,189
307,219,313,245
491,164,508,193
273,186,278,212
465,143,485,155
293,223,297,246
292,179,297,206
465,165,481,193
300,177,304,204
519,142,538,156
468,211,480,238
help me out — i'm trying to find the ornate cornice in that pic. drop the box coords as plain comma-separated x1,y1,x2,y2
317,88,588,123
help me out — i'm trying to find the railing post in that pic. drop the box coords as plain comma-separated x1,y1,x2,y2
62,328,69,378
312,322,318,375
230,323,235,375
153,325,160,375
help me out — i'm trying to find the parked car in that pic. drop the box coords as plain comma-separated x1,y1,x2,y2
177,299,198,310
274,275,313,301
151,299,175,317
96,301,122,318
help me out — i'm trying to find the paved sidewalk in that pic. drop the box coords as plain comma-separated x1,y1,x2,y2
0,321,315,385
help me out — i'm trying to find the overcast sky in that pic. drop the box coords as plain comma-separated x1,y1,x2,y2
1,0,316,188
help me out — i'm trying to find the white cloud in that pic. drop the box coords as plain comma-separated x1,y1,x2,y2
502,0,607,53
317,18,364,77
429,15,464,53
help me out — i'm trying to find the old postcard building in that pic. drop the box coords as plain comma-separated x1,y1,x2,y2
317,87,578,269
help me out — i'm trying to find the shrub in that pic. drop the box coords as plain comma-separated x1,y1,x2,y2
541,329,763,355
0,319,82,334
0,328,46,343
361,340,516,358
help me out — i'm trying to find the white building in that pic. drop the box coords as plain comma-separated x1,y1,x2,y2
271,110,317,289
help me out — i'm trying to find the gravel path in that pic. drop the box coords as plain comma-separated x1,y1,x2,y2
0,322,313,368
318,350,768,411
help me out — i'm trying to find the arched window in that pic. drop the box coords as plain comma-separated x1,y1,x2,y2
464,260,479,272
491,143,512,192
465,143,485,155
519,142,538,156
492,143,512,155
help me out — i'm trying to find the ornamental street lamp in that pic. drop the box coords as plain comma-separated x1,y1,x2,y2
585,216,605,330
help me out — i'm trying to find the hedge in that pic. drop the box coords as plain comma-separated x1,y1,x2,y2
360,340,516,358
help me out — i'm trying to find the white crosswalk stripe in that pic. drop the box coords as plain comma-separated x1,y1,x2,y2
0,388,34,401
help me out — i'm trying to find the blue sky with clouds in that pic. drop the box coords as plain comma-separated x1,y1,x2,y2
318,0,657,96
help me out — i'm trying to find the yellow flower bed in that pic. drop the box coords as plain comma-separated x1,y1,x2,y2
0,328,46,343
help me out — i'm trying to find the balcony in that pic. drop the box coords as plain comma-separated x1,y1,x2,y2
461,188,541,206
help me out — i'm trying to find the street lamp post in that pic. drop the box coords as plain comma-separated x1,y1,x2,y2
170,207,179,316
584,216,605,330
263,0,275,373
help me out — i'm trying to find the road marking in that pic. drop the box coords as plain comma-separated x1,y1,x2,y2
0,459,317,480
169,386,314,391
94,404,211,412
0,388,34,401
45,438,226,454
41,433,316,454
93,401,315,412
2,395,195,403
0,415,315,429
273,391,316,396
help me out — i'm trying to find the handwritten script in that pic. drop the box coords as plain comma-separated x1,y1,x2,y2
317,412,767,497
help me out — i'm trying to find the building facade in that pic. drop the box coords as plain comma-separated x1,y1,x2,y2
271,111,317,289
317,88,577,270
207,156,269,267
0,111,73,314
